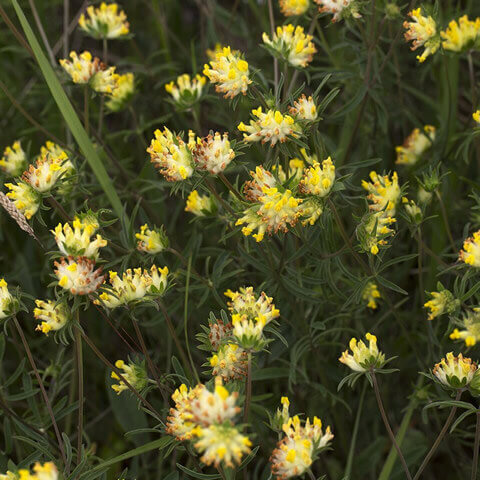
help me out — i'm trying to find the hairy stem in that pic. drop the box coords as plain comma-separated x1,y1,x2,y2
243,352,253,423
74,323,84,464
266,0,278,99
184,256,200,383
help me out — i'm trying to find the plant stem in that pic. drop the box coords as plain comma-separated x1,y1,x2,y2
371,372,412,480
435,190,456,252
13,317,68,467
472,411,480,480
243,352,253,423
413,390,462,480
97,38,107,136
184,255,200,383
84,85,89,136
266,0,278,100
74,323,84,464
218,172,243,202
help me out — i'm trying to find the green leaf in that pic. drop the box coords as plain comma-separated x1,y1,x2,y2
176,463,221,479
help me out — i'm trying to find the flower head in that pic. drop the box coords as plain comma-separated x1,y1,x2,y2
0,141,27,177
166,383,199,440
5,181,40,219
106,72,135,111
238,107,300,147
460,230,480,267
0,279,15,320
244,166,279,202
193,423,252,468
147,127,194,181
474,110,480,125
79,2,129,39
52,219,107,260
279,0,310,17
185,190,216,217
165,74,206,106
363,282,381,309
193,132,235,174
450,310,480,347
396,125,435,165
339,332,385,372
433,352,477,389
96,265,168,309
441,15,480,52
362,171,401,216
357,211,396,255
209,343,248,381
314,0,361,22
298,157,335,197
203,47,251,98
54,256,104,295
289,94,318,121
262,25,316,68
111,358,148,394
33,299,70,334
2,463,58,480
424,290,457,321
135,224,169,254
403,8,440,62
209,319,233,350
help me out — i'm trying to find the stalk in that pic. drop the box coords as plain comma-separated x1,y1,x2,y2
184,256,200,383
472,411,480,480
74,323,84,464
243,352,253,423
97,38,107,135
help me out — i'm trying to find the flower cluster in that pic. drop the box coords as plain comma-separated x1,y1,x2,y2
396,125,436,166
262,25,316,68
33,299,70,334
165,74,206,107
424,289,457,321
54,256,105,296
111,358,148,394
339,333,385,372
314,0,361,22
460,230,480,268
185,190,216,217
193,132,235,174
0,141,27,177
0,279,16,320
433,353,477,389
166,377,252,467
279,0,310,17
0,463,58,480
362,282,381,310
450,310,480,347
403,8,440,63
106,72,135,112
289,94,318,121
441,15,480,53
270,398,333,479
135,224,169,254
79,2,129,39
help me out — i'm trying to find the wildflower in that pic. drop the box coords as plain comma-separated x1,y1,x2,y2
236,188,303,242
33,299,69,334
244,166,279,202
432,352,477,389
474,110,480,125
0,141,27,177
262,25,316,68
206,43,228,61
193,423,252,468
450,310,480,347
147,127,194,181
32,462,58,480
357,211,396,255
314,0,361,22
89,67,119,94
396,125,435,165
441,15,480,53
185,190,216,216
272,396,291,430
339,332,385,372
289,94,318,121
79,2,129,39
418,186,432,205
96,265,168,309
74,210,100,232
403,8,440,63
362,171,401,216
52,219,107,260
0,279,15,320
54,256,104,295
193,132,235,174
298,157,335,197
238,108,300,147
22,146,70,193
5,181,40,219
460,230,480,267
279,0,310,17
135,224,169,254
209,319,233,350
166,383,198,440
362,282,381,309
111,359,148,394
209,343,248,381
106,72,135,111
165,74,206,106
203,46,251,98
299,197,323,226
424,290,457,321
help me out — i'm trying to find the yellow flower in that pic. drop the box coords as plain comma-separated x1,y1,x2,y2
209,343,248,381
203,46,251,98
185,190,216,216
314,0,361,22
0,278,14,320
165,74,206,106
3,463,59,480
460,230,480,267
441,15,480,52
4,181,40,219
96,266,168,309
193,132,235,174
362,282,381,309
262,25,316,68
279,0,310,17
52,219,107,260
357,211,396,255
209,319,233,350
135,224,168,254
193,424,252,468
244,166,279,202
106,73,135,111
396,125,435,165
362,171,401,216
289,94,317,121
339,332,385,372
298,157,335,197
424,290,456,320
474,110,480,124
54,256,105,295
147,127,194,181
450,310,480,347
0,141,27,177
90,66,119,94
166,383,199,440
238,107,300,147
111,359,148,394
33,299,69,335
79,2,129,39
403,8,440,63
299,197,323,226
433,352,477,389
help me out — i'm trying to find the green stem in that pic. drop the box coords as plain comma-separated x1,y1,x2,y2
84,85,89,136
243,352,253,423
472,411,480,480
266,0,279,100
218,172,243,202
97,38,107,136
74,323,83,464
435,190,456,252
184,256,200,383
